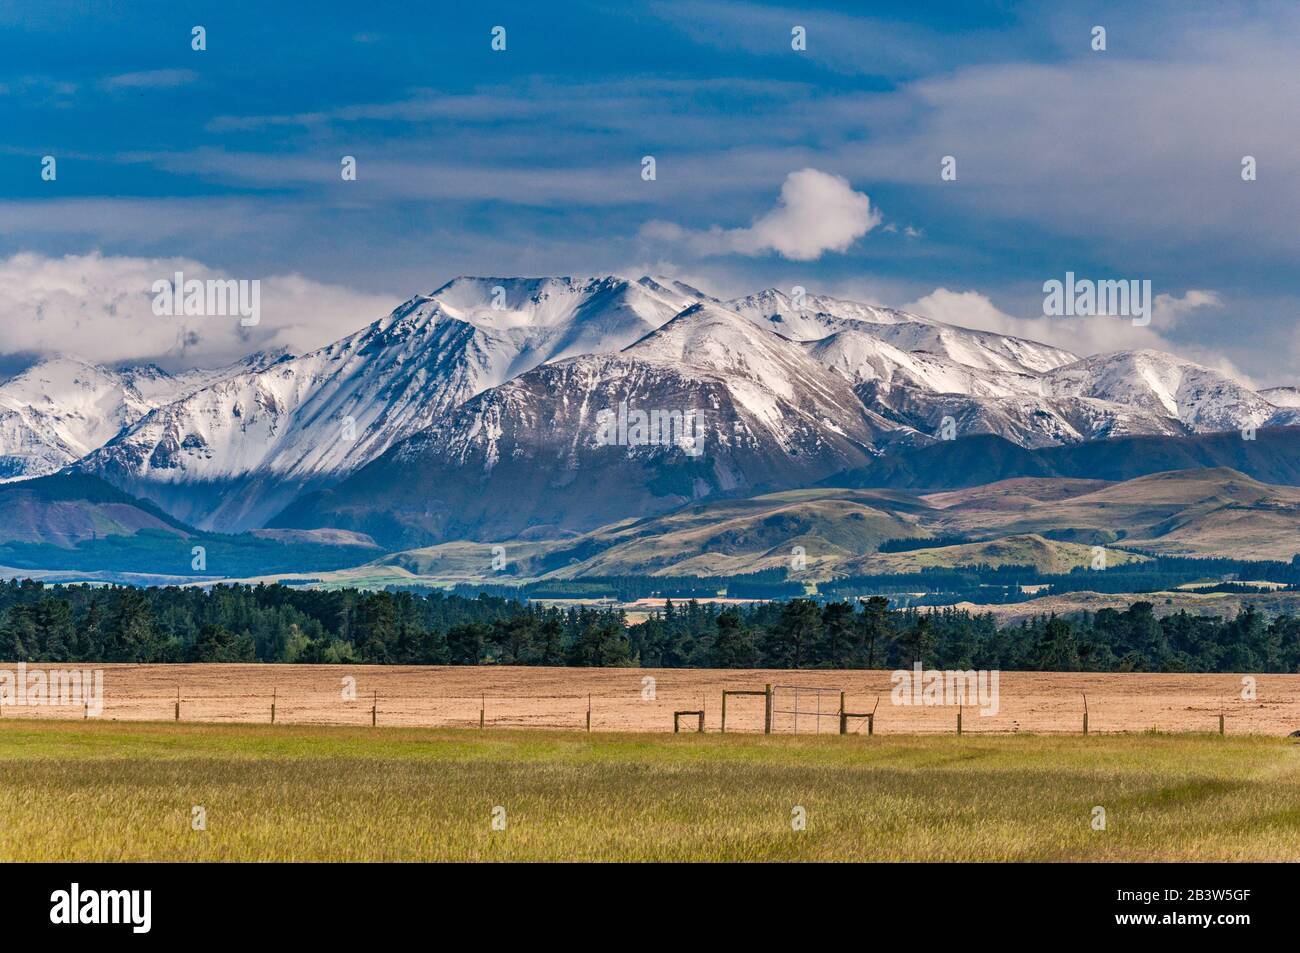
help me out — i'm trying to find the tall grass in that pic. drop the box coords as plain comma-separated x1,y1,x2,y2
1,721,1297,861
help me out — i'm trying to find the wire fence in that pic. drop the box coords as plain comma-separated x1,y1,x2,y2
770,684,844,734
2,671,1298,736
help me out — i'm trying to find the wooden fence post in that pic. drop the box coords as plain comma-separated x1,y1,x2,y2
674,710,704,733
479,694,485,729
764,684,772,734
867,712,874,736
271,687,277,724
839,691,847,735
586,694,592,732
371,690,377,727
1219,713,1225,736
174,687,180,722
1082,693,1089,735
957,704,963,736
721,692,728,733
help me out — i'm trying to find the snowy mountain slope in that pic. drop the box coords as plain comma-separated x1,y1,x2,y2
622,301,897,437
1260,386,1300,409
803,329,1043,398
0,351,288,480
860,381,1187,448
0,359,155,478
637,275,720,307
1041,350,1300,434
799,331,1189,446
77,276,706,530
270,303,889,547
729,288,1079,375
805,331,1300,447
728,288,918,340
862,319,1078,375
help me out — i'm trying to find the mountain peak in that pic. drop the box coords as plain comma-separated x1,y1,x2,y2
636,275,715,307
423,275,662,333
619,301,882,426
625,300,788,366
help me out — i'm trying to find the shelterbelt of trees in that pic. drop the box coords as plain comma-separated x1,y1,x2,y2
0,580,1298,673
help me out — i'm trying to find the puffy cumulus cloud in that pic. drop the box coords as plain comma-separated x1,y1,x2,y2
642,168,881,261
1153,290,1223,327
904,287,1243,377
0,252,400,369
904,289,1023,338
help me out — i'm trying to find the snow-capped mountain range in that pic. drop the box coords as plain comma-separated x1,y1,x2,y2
272,301,892,547
0,274,1295,538
0,350,289,480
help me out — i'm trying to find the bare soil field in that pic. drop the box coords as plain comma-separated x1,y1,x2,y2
4,663,1300,735
953,589,1300,624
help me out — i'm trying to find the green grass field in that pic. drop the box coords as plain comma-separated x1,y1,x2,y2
1,721,1298,861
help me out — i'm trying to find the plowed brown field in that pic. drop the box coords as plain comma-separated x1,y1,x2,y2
4,663,1299,735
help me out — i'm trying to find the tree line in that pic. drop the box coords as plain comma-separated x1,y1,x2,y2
0,579,1298,672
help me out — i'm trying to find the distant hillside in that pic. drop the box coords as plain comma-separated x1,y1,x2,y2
934,467,1300,560
0,471,194,546
825,426,1300,490
0,472,379,581
380,489,931,582
839,534,1148,575
922,477,1114,510
2,463,1295,585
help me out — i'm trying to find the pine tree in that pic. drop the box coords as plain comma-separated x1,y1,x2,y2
107,589,159,662
536,617,565,666
568,621,632,667
1030,616,1079,671
709,608,756,667
0,606,33,661
763,599,822,668
900,614,933,666
33,596,73,662
354,592,398,662
447,622,489,665
187,623,253,662
817,602,855,668
856,596,890,669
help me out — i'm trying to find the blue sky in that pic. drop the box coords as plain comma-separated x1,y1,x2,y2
2,0,1298,383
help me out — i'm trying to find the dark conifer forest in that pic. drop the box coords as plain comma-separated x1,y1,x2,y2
1,580,1298,672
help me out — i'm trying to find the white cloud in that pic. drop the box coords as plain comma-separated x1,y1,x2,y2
642,168,881,261
1153,289,1223,327
0,252,399,369
905,289,1022,338
904,286,1242,376
102,69,198,90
